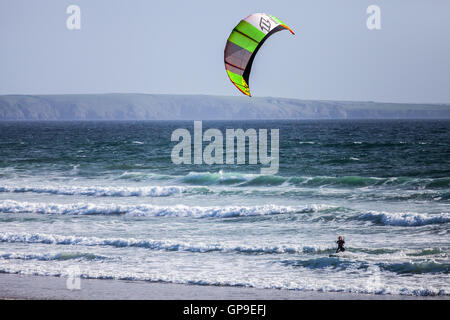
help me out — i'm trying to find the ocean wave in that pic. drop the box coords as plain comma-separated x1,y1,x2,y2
240,175,287,186
180,171,250,185
295,175,449,189
1,181,447,203
0,232,334,255
0,251,106,261
0,185,185,197
213,187,448,203
180,171,384,188
175,171,450,189
290,176,385,187
351,248,399,255
281,257,449,274
359,211,450,227
406,248,446,257
378,261,449,274
0,200,327,218
116,171,174,181
350,190,450,202
180,171,290,187
281,257,365,270
0,232,415,257
0,264,445,296
426,178,450,189
0,265,446,296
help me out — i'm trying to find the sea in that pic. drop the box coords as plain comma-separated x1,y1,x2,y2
0,120,449,296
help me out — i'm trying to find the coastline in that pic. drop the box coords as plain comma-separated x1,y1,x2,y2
0,273,448,300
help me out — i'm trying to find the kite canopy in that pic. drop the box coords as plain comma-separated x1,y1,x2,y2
224,13,294,97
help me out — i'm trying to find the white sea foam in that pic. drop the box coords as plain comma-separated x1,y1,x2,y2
13,234,338,257
0,258,447,296
0,232,332,254
0,185,185,197
359,211,450,226
0,231,448,296
0,200,327,218
0,251,105,261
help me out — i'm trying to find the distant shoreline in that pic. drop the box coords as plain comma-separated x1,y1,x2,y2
0,274,448,300
2,118,450,122
1,94,449,121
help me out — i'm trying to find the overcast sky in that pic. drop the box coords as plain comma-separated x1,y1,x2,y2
1,0,449,103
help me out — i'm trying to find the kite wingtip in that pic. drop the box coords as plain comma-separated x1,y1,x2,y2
282,25,295,35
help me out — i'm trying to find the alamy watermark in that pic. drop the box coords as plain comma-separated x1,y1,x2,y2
65,5,381,31
367,5,381,30
365,265,384,294
66,5,81,30
171,121,279,175
65,265,81,290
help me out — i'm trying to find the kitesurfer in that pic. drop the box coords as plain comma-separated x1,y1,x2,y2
336,236,345,253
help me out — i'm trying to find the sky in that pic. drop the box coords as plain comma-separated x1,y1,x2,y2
0,0,449,103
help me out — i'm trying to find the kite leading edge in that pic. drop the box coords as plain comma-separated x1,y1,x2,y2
224,13,294,97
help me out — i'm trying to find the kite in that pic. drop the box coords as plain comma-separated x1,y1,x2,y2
224,13,294,97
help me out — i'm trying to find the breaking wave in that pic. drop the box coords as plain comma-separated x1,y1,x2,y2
0,251,106,261
0,185,185,197
177,171,450,189
0,200,328,218
359,211,450,226
281,257,449,274
0,232,334,255
378,261,449,274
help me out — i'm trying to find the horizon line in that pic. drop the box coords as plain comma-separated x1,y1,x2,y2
0,92,449,106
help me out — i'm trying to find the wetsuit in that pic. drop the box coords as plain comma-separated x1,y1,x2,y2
336,239,345,253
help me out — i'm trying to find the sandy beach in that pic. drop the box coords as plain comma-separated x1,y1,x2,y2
0,273,448,300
